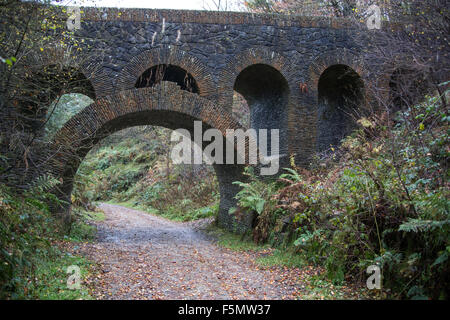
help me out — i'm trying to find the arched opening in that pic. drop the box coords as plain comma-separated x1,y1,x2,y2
20,64,95,132
233,64,289,168
49,87,249,232
234,64,289,128
72,125,219,222
44,93,93,140
59,110,246,230
317,64,364,151
135,64,199,94
389,68,430,113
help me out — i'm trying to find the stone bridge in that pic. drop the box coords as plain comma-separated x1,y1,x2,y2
10,4,394,232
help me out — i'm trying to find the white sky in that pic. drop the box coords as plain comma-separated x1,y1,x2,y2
54,0,244,11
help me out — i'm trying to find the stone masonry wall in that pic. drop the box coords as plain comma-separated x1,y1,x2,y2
8,4,391,232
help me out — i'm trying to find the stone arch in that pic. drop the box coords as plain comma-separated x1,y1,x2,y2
308,49,368,152
27,46,113,98
135,64,200,94
19,48,109,132
308,48,367,97
351,54,407,114
116,47,216,99
16,64,95,132
217,48,297,109
218,48,299,171
47,82,250,233
383,55,432,113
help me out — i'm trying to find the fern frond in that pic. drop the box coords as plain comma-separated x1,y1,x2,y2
26,174,61,195
399,218,450,233
280,167,302,183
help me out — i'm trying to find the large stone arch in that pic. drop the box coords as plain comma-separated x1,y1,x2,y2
47,82,251,233
115,47,216,100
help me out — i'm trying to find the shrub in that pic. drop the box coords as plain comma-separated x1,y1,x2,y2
285,91,449,298
232,90,449,299
232,166,285,243
0,175,65,298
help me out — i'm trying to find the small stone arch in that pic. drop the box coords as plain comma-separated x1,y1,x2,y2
115,47,216,100
217,48,300,171
308,49,368,152
362,54,419,111
308,48,367,97
376,55,431,114
47,82,251,233
27,46,113,98
217,47,298,109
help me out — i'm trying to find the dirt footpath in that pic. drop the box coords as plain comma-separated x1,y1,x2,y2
69,203,309,300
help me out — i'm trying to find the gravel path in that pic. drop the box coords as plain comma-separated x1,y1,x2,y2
71,203,304,300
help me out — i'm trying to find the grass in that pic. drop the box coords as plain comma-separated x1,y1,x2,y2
18,207,105,299
204,225,268,252
161,204,217,222
84,208,106,222
256,248,306,269
211,228,304,268
66,207,105,242
23,251,94,300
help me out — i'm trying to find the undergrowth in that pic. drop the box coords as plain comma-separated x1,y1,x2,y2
231,91,449,299
0,179,102,299
207,224,380,300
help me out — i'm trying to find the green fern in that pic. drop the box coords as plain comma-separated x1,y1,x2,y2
26,174,61,195
399,219,450,233
279,167,302,183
